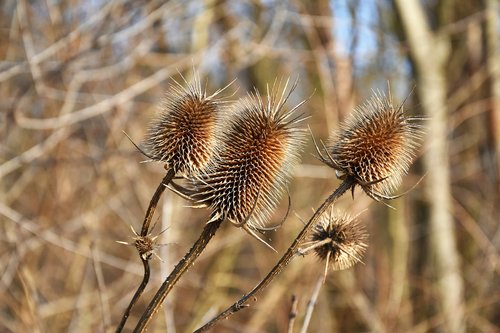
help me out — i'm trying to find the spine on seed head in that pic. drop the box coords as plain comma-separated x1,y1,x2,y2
143,71,226,176
191,80,307,230
326,91,424,196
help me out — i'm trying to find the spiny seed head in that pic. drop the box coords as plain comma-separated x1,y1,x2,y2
116,225,165,261
309,210,368,271
326,91,423,196
134,235,156,261
192,80,307,229
144,72,224,176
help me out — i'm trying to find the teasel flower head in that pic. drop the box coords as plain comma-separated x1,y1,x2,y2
180,80,307,248
143,71,227,176
302,209,368,273
116,223,168,262
317,91,424,202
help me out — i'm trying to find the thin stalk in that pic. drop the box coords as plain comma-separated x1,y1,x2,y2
116,169,175,333
299,276,323,333
287,295,299,333
297,238,332,255
141,169,176,237
134,217,224,332
195,178,354,332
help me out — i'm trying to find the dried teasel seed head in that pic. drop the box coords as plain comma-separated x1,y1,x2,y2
143,71,226,176
307,209,368,271
192,80,307,230
134,235,156,261
322,91,423,199
116,225,166,261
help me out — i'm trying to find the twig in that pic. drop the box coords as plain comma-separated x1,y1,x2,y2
195,178,354,332
0,57,195,178
92,243,111,330
0,201,141,282
17,0,45,96
0,1,116,83
133,216,224,332
287,294,299,333
299,276,323,333
140,170,176,237
115,170,175,333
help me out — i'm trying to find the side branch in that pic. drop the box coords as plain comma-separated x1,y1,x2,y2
133,217,224,332
115,169,176,333
195,179,353,332
141,169,176,236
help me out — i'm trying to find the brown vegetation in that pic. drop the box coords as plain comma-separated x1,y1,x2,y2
1,1,498,332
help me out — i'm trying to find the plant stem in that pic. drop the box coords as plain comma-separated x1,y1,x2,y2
116,169,175,333
141,169,176,237
133,216,224,332
195,178,353,332
299,276,323,333
287,294,299,333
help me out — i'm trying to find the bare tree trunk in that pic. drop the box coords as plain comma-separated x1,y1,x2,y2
486,0,500,182
393,1,465,332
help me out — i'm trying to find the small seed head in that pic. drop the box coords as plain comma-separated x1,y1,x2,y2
134,235,156,261
325,91,423,196
309,210,368,271
116,225,166,261
144,72,223,176
192,81,306,229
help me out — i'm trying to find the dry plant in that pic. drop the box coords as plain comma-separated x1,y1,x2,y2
113,75,424,331
132,79,307,331
115,70,226,331
194,88,423,332
2,1,498,333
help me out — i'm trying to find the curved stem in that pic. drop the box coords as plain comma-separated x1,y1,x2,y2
133,217,224,333
195,179,353,332
115,259,151,333
115,169,175,333
141,169,176,237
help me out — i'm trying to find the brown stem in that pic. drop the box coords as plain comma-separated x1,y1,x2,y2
141,169,176,237
115,169,175,333
195,178,354,332
133,217,224,333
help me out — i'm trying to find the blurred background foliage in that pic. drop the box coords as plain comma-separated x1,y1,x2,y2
0,0,498,332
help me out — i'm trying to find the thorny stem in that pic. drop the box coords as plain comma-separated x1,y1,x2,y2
195,178,354,332
134,217,224,333
115,169,175,333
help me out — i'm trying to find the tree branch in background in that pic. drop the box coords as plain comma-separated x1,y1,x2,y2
393,1,465,332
